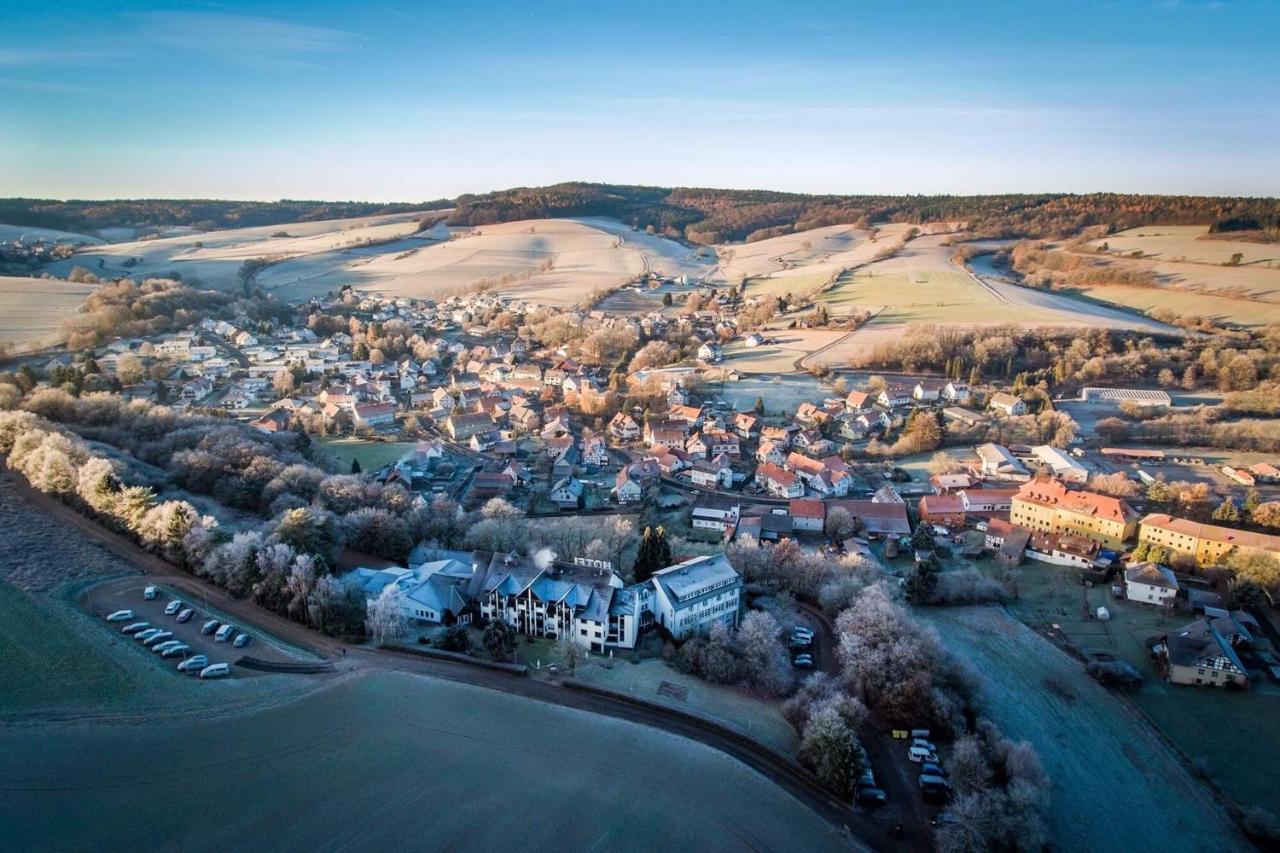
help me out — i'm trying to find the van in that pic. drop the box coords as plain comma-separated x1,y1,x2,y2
908,746,938,763
215,624,235,643
106,610,134,622
199,663,230,679
201,619,219,635
144,586,157,600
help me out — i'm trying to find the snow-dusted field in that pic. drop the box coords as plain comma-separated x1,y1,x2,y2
0,276,97,351
0,223,103,246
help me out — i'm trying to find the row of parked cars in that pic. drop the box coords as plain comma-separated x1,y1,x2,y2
907,736,952,804
104,586,252,679
789,624,815,670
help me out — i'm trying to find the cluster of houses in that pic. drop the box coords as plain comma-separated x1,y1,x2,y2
347,548,744,653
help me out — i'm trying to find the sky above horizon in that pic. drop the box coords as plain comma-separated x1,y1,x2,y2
2,0,1278,202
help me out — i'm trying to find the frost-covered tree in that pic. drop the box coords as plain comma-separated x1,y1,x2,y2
366,586,408,646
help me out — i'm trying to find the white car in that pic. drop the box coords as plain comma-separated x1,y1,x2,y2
177,655,208,673
152,640,183,654
144,586,158,600
164,600,183,616
199,663,231,679
233,633,252,648
121,622,151,635
134,628,162,642
106,610,134,622
214,624,235,643
908,746,939,763
201,619,220,635
143,631,173,647
160,644,191,659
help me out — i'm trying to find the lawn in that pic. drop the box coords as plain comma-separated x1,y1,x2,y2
981,559,1280,817
314,437,416,473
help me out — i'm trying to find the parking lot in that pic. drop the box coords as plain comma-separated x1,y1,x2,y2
85,577,317,679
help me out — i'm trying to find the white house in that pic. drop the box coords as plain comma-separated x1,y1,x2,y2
988,392,1028,417
643,554,743,641
1125,563,1179,607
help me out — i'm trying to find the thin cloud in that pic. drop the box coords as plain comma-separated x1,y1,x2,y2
135,12,361,68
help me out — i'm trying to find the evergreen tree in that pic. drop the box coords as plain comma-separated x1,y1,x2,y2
1244,487,1262,517
969,365,980,386
351,458,362,474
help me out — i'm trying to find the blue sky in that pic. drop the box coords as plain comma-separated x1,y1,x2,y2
2,0,1277,200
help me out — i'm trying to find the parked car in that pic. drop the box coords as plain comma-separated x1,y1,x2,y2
855,787,888,807
857,768,876,789
160,644,191,659
919,774,951,803
908,746,939,763
177,655,208,673
214,624,235,643
932,812,959,827
165,600,183,616
121,622,151,635
912,738,937,752
201,619,219,635
144,586,157,600
152,640,183,655
176,608,194,623
792,654,814,669
106,610,134,622
233,633,252,648
143,631,173,647
199,663,231,679
921,761,948,778
134,628,162,643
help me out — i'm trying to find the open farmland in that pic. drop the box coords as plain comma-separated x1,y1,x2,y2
1071,282,1280,326
922,606,1246,853
1086,225,1280,268
1,670,855,853
0,276,97,351
42,211,429,291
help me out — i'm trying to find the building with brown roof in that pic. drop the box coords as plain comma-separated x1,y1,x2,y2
1139,514,1280,566
1010,478,1137,549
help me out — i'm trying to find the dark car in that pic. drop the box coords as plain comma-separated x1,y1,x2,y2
855,786,888,807
921,761,947,778
919,774,951,804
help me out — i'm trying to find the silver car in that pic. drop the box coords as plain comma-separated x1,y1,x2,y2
161,644,191,659
177,655,208,673
143,631,173,647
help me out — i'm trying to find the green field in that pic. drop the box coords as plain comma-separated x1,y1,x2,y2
0,580,152,712
315,437,417,473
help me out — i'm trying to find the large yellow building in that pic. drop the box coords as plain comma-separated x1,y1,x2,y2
1010,478,1137,550
1139,514,1280,565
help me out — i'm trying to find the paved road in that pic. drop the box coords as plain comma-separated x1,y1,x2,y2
6,469,927,851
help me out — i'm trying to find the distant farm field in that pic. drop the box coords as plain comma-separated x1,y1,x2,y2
1086,225,1280,268
721,330,848,374
0,276,96,351
1071,283,1280,326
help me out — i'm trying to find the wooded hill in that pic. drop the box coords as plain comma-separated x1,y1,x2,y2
448,183,1280,243
0,198,450,236
5,185,1278,244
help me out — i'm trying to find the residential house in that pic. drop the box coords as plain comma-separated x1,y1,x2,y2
609,412,641,441
942,381,971,404
918,494,966,528
1159,619,1249,689
1125,563,1179,607
691,499,740,533
446,410,494,440
612,467,644,504
789,499,825,532
549,476,585,510
877,384,913,409
756,463,804,498
913,379,944,403
976,443,1030,480
988,392,1028,417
